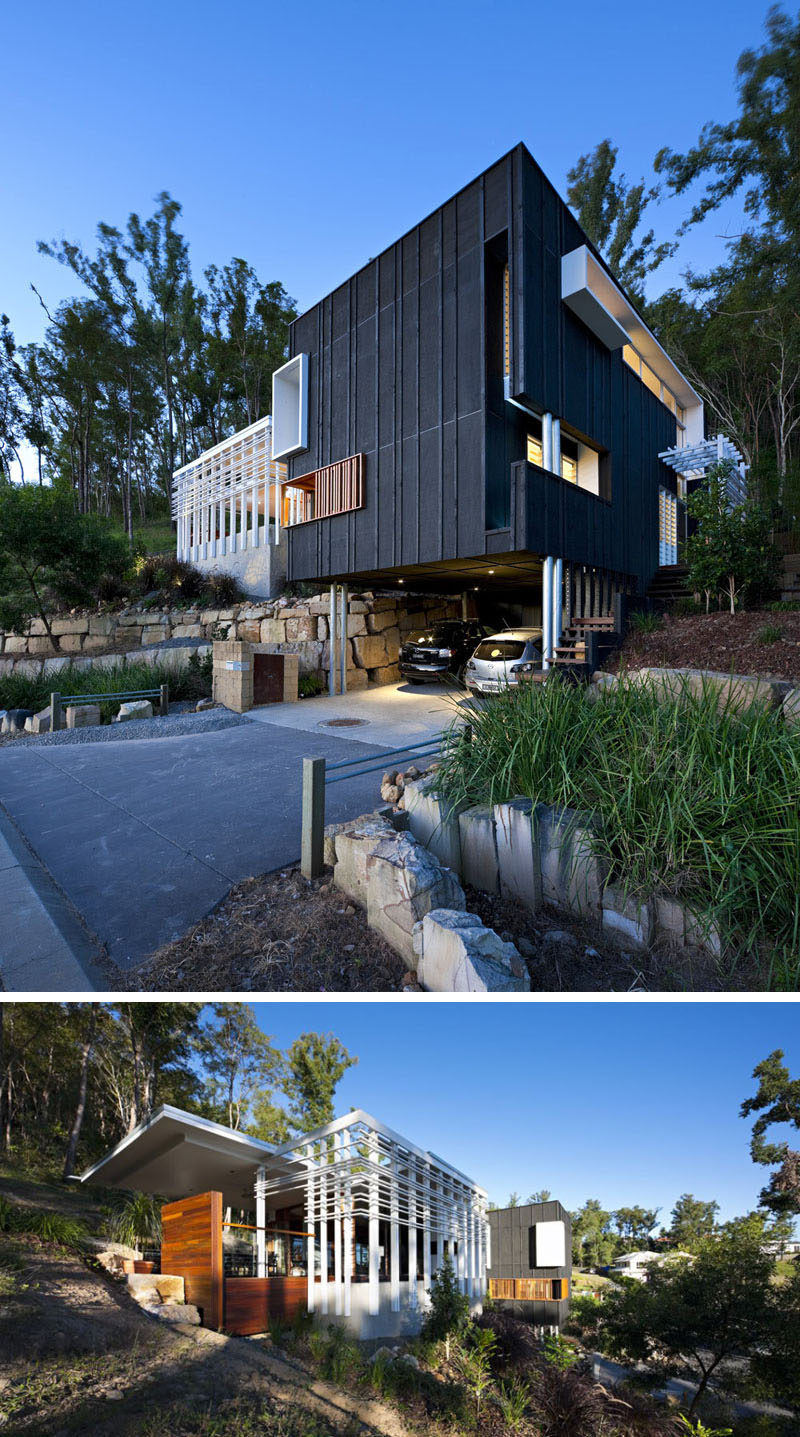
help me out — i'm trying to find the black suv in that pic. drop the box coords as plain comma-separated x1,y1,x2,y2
399,619,487,684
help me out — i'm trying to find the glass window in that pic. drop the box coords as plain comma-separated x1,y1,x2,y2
473,639,527,661
622,344,640,376
561,453,577,483
661,387,676,416
527,434,543,468
640,360,661,399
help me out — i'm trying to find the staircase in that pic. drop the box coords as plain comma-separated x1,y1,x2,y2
646,564,691,605
552,615,619,678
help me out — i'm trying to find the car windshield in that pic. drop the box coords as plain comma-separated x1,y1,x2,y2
406,630,450,646
473,639,528,661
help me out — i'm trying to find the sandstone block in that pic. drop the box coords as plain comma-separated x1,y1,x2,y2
352,634,389,669
260,618,286,643
4,636,28,654
334,817,398,906
171,624,204,639
493,797,542,911
24,707,52,734
27,637,55,654
367,610,397,633
60,633,84,653
28,618,48,636
83,635,115,652
89,615,115,637
317,616,328,640
349,599,368,613
142,625,167,645
365,833,466,966
286,616,317,641
346,613,367,637
458,805,499,895
237,621,262,643
602,885,653,947
147,1303,200,1325
537,805,604,917
414,909,530,992
403,778,464,874
43,656,69,677
368,664,402,686
51,616,89,636
115,700,153,722
783,687,800,729
66,703,101,729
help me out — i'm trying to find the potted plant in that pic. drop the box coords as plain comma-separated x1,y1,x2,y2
108,1191,163,1273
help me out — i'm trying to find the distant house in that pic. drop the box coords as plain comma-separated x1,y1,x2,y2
487,1200,571,1329
80,1104,488,1340
608,1249,693,1280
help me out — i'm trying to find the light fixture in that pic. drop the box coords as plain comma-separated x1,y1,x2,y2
488,569,495,575
398,578,404,584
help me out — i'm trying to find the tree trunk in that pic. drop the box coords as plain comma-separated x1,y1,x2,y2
63,1005,98,1179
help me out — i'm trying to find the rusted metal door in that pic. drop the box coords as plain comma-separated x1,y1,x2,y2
252,653,284,705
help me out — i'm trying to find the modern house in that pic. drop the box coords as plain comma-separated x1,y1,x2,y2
80,1105,488,1340
172,144,747,668
487,1199,572,1329
607,1248,693,1280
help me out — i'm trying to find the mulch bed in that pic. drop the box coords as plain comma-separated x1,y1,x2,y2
136,867,410,992
607,608,800,682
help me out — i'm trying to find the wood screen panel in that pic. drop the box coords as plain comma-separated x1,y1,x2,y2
161,1191,223,1330
223,1277,308,1335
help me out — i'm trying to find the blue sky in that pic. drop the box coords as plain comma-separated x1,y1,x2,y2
247,1001,800,1232
2,0,768,349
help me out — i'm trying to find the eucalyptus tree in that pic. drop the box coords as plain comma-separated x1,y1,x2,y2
566,139,675,301
0,315,24,480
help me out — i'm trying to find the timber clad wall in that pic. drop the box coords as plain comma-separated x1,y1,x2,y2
287,144,679,595
223,1277,308,1336
161,1191,223,1330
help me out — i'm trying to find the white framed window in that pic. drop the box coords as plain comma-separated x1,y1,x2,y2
272,354,309,460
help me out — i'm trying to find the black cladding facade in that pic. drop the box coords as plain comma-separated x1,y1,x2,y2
488,1200,572,1328
285,143,683,595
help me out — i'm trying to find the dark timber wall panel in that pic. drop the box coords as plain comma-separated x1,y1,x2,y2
223,1277,307,1335
161,1191,222,1331
488,1200,572,1327
287,143,685,594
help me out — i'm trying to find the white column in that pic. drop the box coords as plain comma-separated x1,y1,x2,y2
192,487,200,561
423,1163,432,1292
343,1129,352,1319
458,1191,467,1295
262,478,269,545
273,470,281,545
306,1146,316,1314
542,556,554,669
552,417,561,478
250,481,258,547
256,1165,266,1278
408,1157,418,1309
542,413,554,473
553,557,563,652
329,584,337,697
240,490,247,551
333,1133,343,1316
229,490,236,554
320,1162,329,1315
390,1151,400,1313
339,584,348,696
368,1139,380,1317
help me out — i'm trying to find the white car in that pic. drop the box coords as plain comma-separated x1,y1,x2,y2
464,629,544,694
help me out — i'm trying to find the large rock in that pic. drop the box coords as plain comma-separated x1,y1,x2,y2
629,666,786,714
493,797,542,911
414,909,530,992
602,884,653,947
142,1302,201,1325
365,833,465,965
352,633,389,669
783,687,800,729
1,708,33,734
458,805,499,894
24,707,52,734
403,778,464,873
115,700,153,723
333,817,398,906
537,805,604,917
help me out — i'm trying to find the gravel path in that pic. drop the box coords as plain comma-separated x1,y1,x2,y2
1,707,246,747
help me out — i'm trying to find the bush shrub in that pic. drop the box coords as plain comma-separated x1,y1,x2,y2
436,678,800,971
628,609,663,634
0,656,213,717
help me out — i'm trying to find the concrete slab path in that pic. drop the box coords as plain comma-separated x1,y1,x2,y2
244,679,466,748
0,691,457,984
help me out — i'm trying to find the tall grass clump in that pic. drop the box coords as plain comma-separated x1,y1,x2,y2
436,677,800,969
0,653,212,718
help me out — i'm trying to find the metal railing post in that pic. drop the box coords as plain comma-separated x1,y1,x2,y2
159,683,169,717
301,756,327,879
49,692,61,733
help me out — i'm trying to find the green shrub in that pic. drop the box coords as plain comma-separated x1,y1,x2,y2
496,1375,531,1430
422,1252,470,1358
6,1206,88,1247
299,672,324,698
436,678,800,969
0,1195,19,1232
0,656,212,717
543,1331,578,1371
307,1324,362,1384
629,609,663,634
756,624,783,644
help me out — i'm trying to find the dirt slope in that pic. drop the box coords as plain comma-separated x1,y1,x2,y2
609,609,800,683
0,1234,412,1437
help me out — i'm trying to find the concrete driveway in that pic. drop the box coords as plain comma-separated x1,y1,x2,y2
0,683,458,983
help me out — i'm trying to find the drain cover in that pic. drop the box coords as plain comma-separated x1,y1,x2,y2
320,717,368,727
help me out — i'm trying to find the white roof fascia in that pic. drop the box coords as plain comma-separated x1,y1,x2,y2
562,246,702,412
78,1103,276,1185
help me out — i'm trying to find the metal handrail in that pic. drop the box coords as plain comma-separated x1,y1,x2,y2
49,682,169,731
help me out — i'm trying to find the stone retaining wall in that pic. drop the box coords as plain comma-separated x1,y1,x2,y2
0,590,460,689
